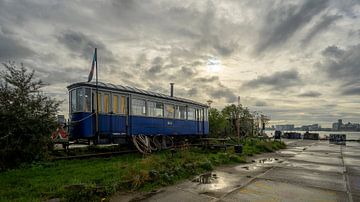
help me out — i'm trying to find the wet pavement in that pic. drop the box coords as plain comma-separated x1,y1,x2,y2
111,140,360,202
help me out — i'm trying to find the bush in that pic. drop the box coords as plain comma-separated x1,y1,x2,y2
0,62,60,170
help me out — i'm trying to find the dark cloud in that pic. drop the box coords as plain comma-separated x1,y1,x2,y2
302,14,342,45
254,100,268,107
298,91,322,97
147,57,164,75
188,88,198,97
255,0,329,53
322,45,345,58
348,29,360,38
0,27,35,60
135,53,147,68
56,30,115,64
321,44,360,96
341,86,360,95
194,76,219,83
242,69,302,90
180,66,196,77
209,87,237,103
192,1,239,57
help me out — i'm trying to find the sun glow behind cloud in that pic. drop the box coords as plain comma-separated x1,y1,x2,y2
207,57,222,73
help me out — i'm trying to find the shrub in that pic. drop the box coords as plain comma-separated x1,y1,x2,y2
0,62,60,170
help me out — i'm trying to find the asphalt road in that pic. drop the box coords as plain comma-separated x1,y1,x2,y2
112,140,360,202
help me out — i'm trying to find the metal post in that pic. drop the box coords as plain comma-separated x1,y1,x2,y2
170,83,174,97
95,48,99,144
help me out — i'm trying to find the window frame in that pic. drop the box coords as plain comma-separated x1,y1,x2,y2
175,105,187,120
147,100,164,118
164,103,175,119
187,107,196,120
69,87,92,113
131,98,147,116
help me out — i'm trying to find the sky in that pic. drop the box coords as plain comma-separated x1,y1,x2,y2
0,0,359,127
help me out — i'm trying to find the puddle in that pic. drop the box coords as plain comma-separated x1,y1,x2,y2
235,158,284,171
258,158,278,164
190,171,239,192
192,172,218,184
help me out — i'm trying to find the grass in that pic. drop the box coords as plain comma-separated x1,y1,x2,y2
0,139,285,202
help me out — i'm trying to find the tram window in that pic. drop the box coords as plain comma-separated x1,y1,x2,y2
70,88,91,113
112,94,120,114
156,102,163,117
95,92,103,112
120,96,126,114
175,106,179,119
148,101,155,117
76,88,84,112
70,90,76,113
148,101,163,117
103,93,109,113
199,109,204,121
187,107,196,120
180,106,186,119
84,88,91,112
204,108,208,121
164,104,174,118
98,93,103,112
175,106,186,119
132,98,146,116
96,92,109,113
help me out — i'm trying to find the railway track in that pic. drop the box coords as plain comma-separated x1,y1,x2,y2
50,140,232,161
51,150,138,160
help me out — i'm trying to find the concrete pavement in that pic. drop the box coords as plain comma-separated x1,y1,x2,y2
111,140,360,202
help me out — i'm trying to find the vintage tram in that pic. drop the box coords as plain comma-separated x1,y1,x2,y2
68,81,209,144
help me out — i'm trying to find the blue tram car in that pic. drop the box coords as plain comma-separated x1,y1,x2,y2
67,82,209,143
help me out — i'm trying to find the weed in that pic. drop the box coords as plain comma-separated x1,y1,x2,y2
0,140,285,201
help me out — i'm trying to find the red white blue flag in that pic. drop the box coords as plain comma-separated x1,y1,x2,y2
88,48,97,82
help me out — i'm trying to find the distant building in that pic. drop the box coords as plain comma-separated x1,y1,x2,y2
332,119,360,131
300,124,320,131
338,119,343,130
332,123,339,131
275,124,295,131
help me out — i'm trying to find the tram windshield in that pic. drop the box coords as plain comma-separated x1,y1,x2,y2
70,88,91,113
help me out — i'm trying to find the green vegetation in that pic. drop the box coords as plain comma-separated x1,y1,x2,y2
209,104,267,138
0,62,60,170
0,139,285,202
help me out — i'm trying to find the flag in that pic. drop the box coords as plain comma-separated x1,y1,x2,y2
88,48,97,82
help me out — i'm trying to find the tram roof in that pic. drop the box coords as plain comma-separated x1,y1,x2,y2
67,81,208,107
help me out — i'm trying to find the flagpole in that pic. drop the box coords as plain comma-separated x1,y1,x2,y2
95,48,99,144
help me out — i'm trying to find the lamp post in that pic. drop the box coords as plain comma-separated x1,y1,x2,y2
206,100,213,108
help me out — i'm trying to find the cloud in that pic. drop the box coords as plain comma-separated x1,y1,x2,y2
255,0,329,54
254,100,268,107
147,57,164,75
0,27,35,60
341,86,360,95
321,44,360,96
209,87,237,103
301,14,342,45
56,30,116,64
298,91,322,97
321,45,345,58
242,69,302,90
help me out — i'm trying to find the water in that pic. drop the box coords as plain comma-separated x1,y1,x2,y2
264,130,360,140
